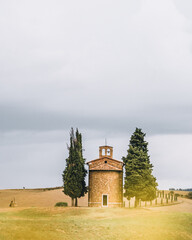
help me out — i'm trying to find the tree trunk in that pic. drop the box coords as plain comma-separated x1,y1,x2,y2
134,197,139,208
75,198,78,207
71,198,74,207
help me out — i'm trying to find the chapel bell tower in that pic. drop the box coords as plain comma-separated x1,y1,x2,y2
99,146,113,158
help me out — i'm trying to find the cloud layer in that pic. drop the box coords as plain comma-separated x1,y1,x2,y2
0,0,192,189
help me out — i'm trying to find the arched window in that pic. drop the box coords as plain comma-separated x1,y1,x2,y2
102,148,105,156
107,148,111,156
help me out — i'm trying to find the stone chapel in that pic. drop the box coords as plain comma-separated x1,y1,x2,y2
87,145,123,207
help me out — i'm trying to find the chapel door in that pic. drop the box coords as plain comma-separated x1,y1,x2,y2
102,195,108,207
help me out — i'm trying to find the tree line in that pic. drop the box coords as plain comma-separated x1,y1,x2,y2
62,127,158,207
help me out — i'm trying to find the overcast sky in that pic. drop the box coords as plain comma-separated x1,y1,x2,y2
0,0,192,190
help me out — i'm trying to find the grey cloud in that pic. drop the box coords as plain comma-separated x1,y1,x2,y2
1,102,192,135
0,0,192,189
174,0,192,21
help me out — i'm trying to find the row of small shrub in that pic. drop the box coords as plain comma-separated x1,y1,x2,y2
55,202,68,207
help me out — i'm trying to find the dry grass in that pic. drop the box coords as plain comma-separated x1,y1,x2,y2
0,188,188,208
0,189,191,240
0,204,192,240
0,188,88,208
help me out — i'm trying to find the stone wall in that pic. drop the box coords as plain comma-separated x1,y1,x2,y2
88,170,123,207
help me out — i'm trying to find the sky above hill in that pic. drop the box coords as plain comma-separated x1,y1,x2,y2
0,0,192,190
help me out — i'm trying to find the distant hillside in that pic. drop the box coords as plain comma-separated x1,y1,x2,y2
0,188,88,208
169,188,192,192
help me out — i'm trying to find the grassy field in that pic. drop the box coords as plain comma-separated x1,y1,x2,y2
0,205,192,240
0,188,188,208
0,189,191,239
0,188,88,208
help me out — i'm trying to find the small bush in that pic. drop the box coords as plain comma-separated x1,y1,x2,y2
55,202,68,207
186,192,192,199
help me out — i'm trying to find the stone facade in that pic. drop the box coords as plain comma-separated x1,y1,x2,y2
87,146,123,207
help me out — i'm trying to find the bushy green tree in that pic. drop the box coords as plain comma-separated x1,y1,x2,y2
122,128,158,207
186,192,192,199
62,128,87,206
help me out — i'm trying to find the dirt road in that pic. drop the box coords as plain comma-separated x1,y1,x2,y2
147,198,192,213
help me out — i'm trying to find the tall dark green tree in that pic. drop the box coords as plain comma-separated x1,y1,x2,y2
122,128,158,207
62,128,87,207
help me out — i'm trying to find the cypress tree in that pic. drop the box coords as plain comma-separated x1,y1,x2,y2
122,128,158,207
62,128,87,207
